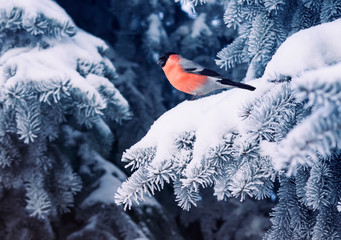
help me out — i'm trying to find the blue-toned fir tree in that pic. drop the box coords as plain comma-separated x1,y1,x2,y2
55,0,267,239
116,1,341,239
0,0,183,239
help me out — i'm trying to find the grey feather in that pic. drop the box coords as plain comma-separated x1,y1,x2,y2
180,58,222,77
179,58,204,72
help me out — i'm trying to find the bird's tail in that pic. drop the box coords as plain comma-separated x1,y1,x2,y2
218,79,256,91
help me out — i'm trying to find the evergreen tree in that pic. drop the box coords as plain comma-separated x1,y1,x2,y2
115,1,341,239
0,0,182,239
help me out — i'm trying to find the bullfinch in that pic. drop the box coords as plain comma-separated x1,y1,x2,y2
157,52,255,96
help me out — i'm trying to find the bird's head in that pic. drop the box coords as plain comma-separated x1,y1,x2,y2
157,52,177,67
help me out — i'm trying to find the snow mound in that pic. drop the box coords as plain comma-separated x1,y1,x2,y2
264,18,341,80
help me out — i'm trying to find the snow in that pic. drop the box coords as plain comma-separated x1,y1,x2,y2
0,0,74,28
131,77,266,174
0,30,117,111
81,150,126,207
178,0,197,19
261,18,341,173
81,147,160,208
293,62,341,85
292,62,341,107
86,73,130,109
264,18,341,80
1,32,104,80
71,29,108,62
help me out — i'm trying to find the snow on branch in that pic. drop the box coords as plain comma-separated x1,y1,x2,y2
116,18,341,213
0,0,76,39
263,19,341,174
115,77,281,210
0,30,131,132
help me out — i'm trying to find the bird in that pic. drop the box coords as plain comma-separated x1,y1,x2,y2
157,52,255,97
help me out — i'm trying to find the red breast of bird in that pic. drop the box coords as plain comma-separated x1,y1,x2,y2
162,54,208,95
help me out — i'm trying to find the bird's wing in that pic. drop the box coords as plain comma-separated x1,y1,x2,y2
188,68,222,77
179,58,222,77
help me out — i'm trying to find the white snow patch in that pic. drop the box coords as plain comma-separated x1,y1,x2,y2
73,30,108,59
0,0,74,27
86,73,130,109
0,30,115,110
81,151,127,208
264,18,341,80
293,62,341,85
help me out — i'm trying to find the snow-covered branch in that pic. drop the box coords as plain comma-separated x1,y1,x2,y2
116,19,341,240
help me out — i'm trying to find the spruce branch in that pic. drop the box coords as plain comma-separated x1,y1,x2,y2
302,0,322,12
174,131,196,151
25,174,52,219
263,0,286,13
122,146,157,171
305,160,334,210
114,167,155,210
216,37,247,70
174,179,201,211
16,100,41,144
223,0,243,29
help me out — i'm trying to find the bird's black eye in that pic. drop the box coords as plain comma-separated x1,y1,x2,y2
157,57,166,67
157,52,177,67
